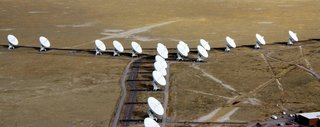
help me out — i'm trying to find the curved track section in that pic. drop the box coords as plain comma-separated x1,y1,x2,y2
112,55,166,127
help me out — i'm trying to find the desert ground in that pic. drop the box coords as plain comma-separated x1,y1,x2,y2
168,41,320,126
0,0,320,127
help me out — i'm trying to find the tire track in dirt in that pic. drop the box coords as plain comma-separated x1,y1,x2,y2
70,20,178,48
190,64,238,93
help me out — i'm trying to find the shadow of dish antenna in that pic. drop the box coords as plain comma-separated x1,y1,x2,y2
131,41,142,57
7,34,19,50
113,40,124,56
225,36,236,52
288,30,298,45
147,97,164,121
94,40,106,55
39,36,51,52
255,33,266,49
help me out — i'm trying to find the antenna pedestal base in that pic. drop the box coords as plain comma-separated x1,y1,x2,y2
254,43,261,49
8,44,15,50
152,81,160,91
95,48,102,55
176,53,184,61
40,46,47,52
113,50,120,56
132,51,138,57
287,38,293,45
225,46,231,52
197,55,204,62
147,109,158,121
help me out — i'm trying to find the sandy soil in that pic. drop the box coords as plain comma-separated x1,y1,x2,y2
0,48,128,127
168,41,320,126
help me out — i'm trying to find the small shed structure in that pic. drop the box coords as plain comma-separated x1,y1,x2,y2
296,112,320,126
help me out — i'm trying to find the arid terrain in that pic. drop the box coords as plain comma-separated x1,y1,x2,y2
0,0,320,127
168,41,320,126
0,48,129,127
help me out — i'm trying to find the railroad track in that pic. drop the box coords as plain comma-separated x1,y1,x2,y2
112,55,162,127
111,52,197,127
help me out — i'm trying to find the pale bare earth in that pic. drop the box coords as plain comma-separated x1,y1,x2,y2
0,0,320,127
168,42,320,126
0,50,128,127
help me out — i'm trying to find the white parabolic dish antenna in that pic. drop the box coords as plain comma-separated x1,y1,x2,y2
144,118,160,127
225,36,236,52
255,34,266,49
113,40,124,52
178,41,190,52
39,36,51,52
200,39,211,51
177,43,189,57
113,40,124,56
7,34,19,49
131,41,142,53
7,35,18,46
197,45,208,58
179,40,186,45
226,36,236,48
289,30,298,42
256,34,266,45
157,43,168,59
95,40,106,55
95,40,106,51
148,97,164,116
155,55,165,63
39,36,51,48
152,71,166,86
288,30,298,45
154,61,167,76
155,55,167,68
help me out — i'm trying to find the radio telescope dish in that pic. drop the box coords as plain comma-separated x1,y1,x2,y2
39,36,51,52
176,43,189,60
147,97,164,120
144,118,160,127
154,61,167,76
225,36,236,52
113,40,124,56
197,45,208,62
94,40,106,55
152,71,166,90
200,39,211,51
155,55,167,68
178,41,189,52
131,41,142,57
155,55,165,63
288,30,298,45
7,34,19,50
255,34,266,49
179,40,187,46
157,43,168,59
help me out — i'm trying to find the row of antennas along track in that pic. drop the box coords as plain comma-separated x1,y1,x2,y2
6,30,299,62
